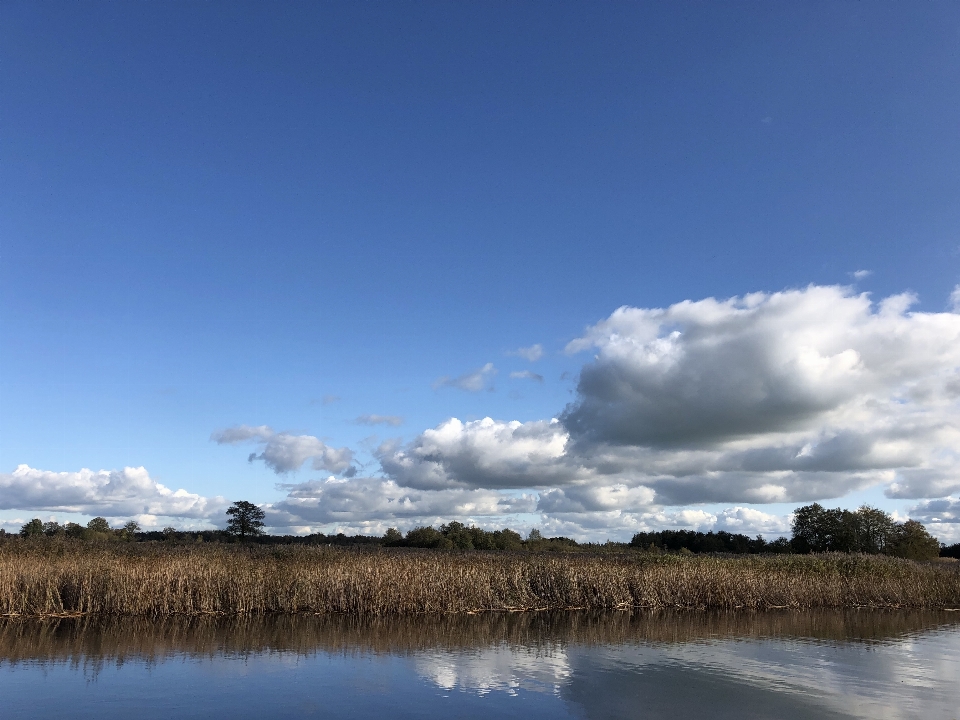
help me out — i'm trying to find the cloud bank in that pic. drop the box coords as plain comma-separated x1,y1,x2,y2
372,286,960,536
216,285,960,539
0,465,228,522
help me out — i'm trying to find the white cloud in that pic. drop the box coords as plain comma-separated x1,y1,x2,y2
269,476,536,532
507,344,544,362
356,414,404,427
374,286,960,534
211,425,354,474
433,363,497,392
209,286,960,538
0,465,227,520
950,285,960,312
851,269,872,280
379,417,573,490
908,497,960,542
509,370,544,383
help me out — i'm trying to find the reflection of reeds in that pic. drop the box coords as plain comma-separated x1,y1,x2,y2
1,610,958,667
1,543,958,617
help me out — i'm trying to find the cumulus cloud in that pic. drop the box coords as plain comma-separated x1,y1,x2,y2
908,497,960,543
0,465,227,520
379,417,573,490
433,363,497,392
851,269,872,280
356,414,404,427
209,286,960,539
211,425,353,474
507,344,544,362
510,370,544,383
269,476,536,532
372,286,960,536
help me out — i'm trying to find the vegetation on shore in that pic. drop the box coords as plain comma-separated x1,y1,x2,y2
7,501,955,559
1,542,958,618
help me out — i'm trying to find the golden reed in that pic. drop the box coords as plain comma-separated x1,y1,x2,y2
1,542,958,617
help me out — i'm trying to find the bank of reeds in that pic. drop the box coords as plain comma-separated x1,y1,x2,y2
1,542,958,617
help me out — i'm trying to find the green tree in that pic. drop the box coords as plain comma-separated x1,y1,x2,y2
405,525,443,548
889,520,940,561
117,520,140,541
225,501,266,540
383,528,403,545
19,518,44,537
852,505,895,554
42,521,65,537
87,517,111,533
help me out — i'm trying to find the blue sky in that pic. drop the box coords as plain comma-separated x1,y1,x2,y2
3,1,960,540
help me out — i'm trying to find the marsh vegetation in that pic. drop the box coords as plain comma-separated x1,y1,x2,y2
1,542,957,618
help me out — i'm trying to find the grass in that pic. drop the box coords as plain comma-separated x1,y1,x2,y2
1,540,958,617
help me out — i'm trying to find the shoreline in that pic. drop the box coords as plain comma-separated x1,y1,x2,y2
3,543,959,617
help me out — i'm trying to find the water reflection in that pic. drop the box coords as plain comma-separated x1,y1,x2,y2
1,611,958,719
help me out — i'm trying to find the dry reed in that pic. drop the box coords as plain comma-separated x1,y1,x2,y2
1,542,958,618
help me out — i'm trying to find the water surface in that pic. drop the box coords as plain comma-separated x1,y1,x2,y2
1,611,958,719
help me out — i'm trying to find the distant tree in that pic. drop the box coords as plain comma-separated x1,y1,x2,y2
19,518,44,537
792,503,939,559
852,505,895,554
404,525,443,548
888,520,940,561
42,521,65,537
64,522,85,539
383,528,403,546
527,528,543,542
87,517,111,534
117,521,140,541
225,501,266,540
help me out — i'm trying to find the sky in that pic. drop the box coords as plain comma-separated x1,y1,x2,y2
2,1,960,542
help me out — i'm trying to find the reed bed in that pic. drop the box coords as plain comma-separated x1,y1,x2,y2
1,542,958,618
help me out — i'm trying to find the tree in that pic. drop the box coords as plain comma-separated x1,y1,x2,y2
42,521,65,537
226,501,266,540
19,519,44,537
383,528,403,546
87,517,111,534
852,505,895,554
118,521,140,541
889,520,940,561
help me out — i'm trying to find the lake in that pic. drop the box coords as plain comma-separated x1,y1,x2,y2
1,610,958,719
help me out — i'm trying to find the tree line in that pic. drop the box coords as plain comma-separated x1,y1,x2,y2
6,501,957,560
